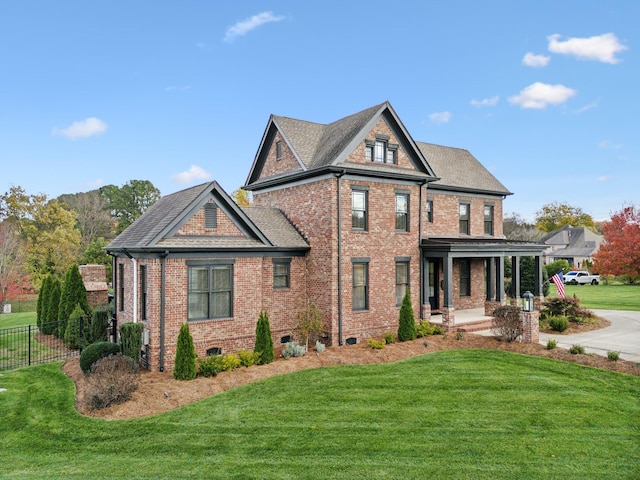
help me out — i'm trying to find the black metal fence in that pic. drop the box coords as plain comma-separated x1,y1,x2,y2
0,317,117,371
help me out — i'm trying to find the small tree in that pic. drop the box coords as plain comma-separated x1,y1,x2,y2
58,264,90,338
254,309,274,364
295,303,324,352
397,288,417,341
174,323,197,380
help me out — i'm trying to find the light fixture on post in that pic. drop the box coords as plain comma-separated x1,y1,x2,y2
522,291,534,312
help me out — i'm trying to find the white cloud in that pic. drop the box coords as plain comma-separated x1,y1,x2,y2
172,165,212,184
429,111,452,124
547,33,627,64
53,117,107,139
471,96,499,107
573,101,599,114
508,82,576,109
597,175,613,182
224,11,285,43
522,52,550,67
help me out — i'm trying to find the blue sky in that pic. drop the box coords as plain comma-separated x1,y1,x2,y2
1,0,636,222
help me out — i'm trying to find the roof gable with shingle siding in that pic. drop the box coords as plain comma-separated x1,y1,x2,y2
106,181,308,253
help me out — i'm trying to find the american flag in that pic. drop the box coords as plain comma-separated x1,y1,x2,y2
551,271,565,298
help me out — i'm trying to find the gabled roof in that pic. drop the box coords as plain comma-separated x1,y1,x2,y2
245,101,437,188
540,225,603,258
416,142,511,196
106,181,308,253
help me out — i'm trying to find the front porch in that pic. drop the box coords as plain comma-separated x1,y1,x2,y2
429,307,494,333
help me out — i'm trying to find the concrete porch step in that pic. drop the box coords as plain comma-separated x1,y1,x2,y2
455,319,494,332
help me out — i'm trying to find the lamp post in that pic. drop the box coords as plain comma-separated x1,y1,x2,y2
522,291,534,312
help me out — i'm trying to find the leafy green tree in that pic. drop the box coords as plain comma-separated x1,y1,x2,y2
503,212,543,241
174,323,197,380
100,180,161,234
79,237,112,280
535,202,596,233
254,310,274,364
397,288,417,341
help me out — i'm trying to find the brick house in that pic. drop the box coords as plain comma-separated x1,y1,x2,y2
107,101,545,372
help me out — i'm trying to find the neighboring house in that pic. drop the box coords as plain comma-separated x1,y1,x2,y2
107,101,545,372
541,225,603,269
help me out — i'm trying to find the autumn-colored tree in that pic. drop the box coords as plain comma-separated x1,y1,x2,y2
593,205,640,283
0,221,25,312
535,202,596,233
58,190,114,247
231,188,252,207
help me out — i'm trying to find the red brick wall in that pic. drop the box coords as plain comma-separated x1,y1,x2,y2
259,131,303,180
346,118,415,170
177,203,244,237
424,192,504,238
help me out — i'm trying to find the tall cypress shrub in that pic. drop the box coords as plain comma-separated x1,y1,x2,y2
42,278,61,335
37,275,52,330
58,265,90,338
254,309,274,364
64,303,85,349
173,323,196,380
120,322,144,363
397,288,417,341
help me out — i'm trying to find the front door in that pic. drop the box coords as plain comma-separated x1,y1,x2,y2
428,260,439,311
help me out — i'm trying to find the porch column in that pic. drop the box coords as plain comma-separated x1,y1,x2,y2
422,256,431,320
496,256,505,302
534,255,544,310
442,254,455,329
511,256,520,305
484,257,502,316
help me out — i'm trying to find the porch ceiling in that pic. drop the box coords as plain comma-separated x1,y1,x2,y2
421,237,546,258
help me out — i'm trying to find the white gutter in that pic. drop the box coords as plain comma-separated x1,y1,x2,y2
132,257,138,323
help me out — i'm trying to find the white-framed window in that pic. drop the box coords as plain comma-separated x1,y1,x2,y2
352,189,368,231
484,204,494,236
459,202,470,235
395,193,409,231
352,260,369,311
395,260,410,306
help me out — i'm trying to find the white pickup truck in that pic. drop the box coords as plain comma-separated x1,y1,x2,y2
563,271,600,285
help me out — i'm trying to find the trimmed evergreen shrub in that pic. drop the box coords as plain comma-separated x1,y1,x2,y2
79,341,121,373
64,304,85,349
315,340,325,353
238,350,260,367
491,305,523,342
607,351,620,361
549,316,569,332
546,339,558,350
220,353,241,371
120,322,144,363
367,338,386,349
198,355,223,377
383,332,395,344
41,278,61,335
254,309,274,364
397,288,417,341
416,320,444,337
85,304,110,345
173,323,197,380
569,344,585,355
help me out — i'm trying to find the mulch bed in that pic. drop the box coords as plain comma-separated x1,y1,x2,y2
63,328,639,421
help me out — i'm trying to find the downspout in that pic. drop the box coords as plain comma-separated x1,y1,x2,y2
159,250,169,372
122,249,138,324
335,170,346,346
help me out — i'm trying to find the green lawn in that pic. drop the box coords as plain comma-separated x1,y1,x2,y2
0,311,37,328
1,350,638,479
550,284,640,311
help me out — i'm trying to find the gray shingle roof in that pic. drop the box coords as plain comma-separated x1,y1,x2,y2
416,142,511,195
242,206,309,249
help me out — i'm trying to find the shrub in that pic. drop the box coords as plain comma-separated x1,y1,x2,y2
607,351,620,361
397,288,417,341
64,304,85,350
542,296,595,321
315,340,325,353
220,353,241,371
238,350,260,367
546,339,558,350
367,338,386,349
455,331,464,341
120,322,144,363
173,323,197,380
295,303,325,351
58,265,90,338
282,341,306,359
84,354,139,410
84,304,110,345
417,320,444,337
569,344,585,355
254,310,274,365
548,316,569,332
37,275,51,329
79,341,121,373
198,355,223,377
383,332,395,344
42,278,61,336
491,305,522,342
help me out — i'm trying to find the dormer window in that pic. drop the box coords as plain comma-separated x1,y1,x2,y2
365,135,397,164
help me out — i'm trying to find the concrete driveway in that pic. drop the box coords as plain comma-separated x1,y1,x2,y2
539,309,640,363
